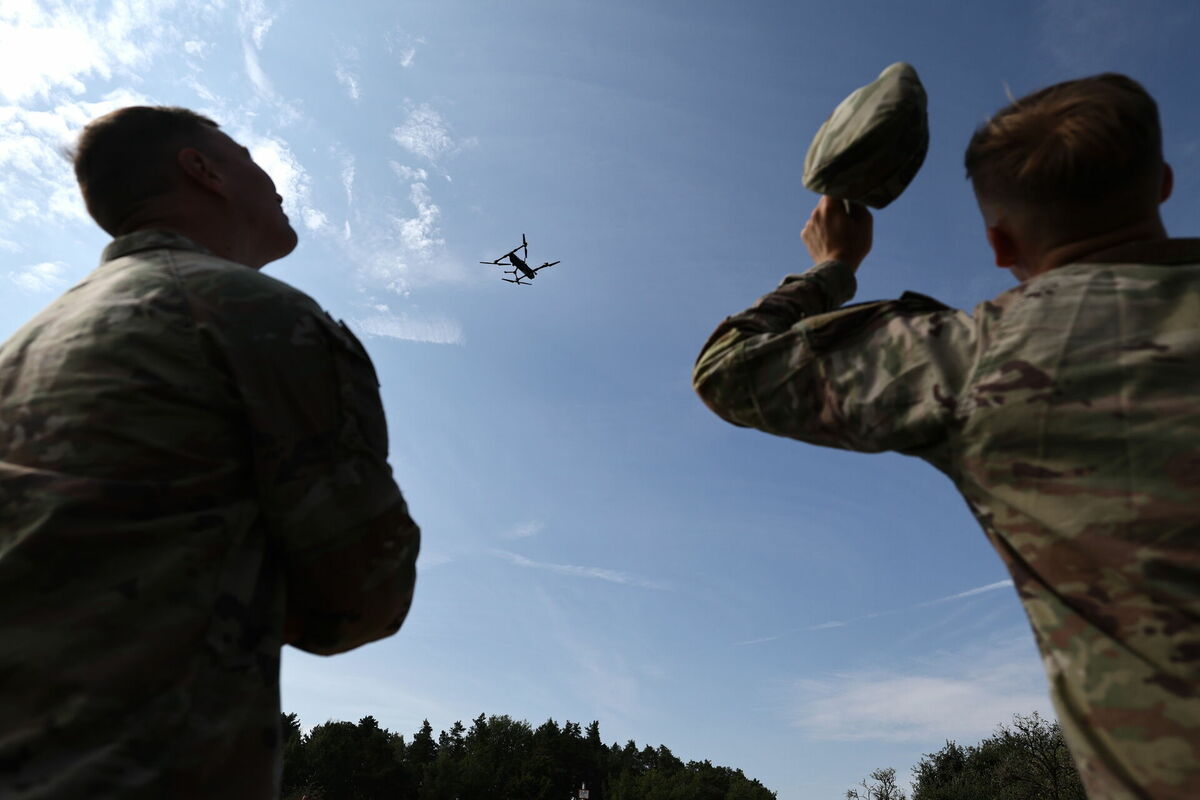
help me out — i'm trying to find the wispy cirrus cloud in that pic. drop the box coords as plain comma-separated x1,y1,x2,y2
737,579,1015,646
917,579,1013,607
491,549,669,591
789,632,1051,743
341,154,356,206
502,520,546,541
235,0,299,122
349,308,465,345
385,29,425,68
238,0,275,49
334,46,361,102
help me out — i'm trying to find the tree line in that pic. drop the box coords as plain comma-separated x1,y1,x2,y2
847,712,1086,800
281,711,777,800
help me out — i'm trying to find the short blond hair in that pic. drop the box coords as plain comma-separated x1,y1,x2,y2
965,74,1162,212
73,106,219,235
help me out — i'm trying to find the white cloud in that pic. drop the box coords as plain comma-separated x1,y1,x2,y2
385,29,424,67
0,89,150,232
342,167,465,293
397,183,443,253
0,0,174,104
791,634,1052,743
9,261,70,292
393,104,456,162
335,63,360,101
334,48,361,102
390,162,428,182
350,312,464,345
242,133,328,234
301,207,328,232
491,549,669,591
183,39,209,56
340,153,356,209
238,0,275,49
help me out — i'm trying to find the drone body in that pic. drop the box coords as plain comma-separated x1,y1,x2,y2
481,234,560,285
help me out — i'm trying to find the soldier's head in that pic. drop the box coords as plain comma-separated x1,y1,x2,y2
965,74,1172,278
74,106,297,268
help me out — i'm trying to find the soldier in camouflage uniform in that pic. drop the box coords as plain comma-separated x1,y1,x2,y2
0,107,420,797
694,74,1198,799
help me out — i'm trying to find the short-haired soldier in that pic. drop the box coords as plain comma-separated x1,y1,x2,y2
694,74,1199,798
0,107,420,797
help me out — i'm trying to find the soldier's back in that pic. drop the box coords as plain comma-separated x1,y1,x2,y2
0,231,308,798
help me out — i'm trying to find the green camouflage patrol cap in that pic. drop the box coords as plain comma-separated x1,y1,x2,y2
803,62,929,209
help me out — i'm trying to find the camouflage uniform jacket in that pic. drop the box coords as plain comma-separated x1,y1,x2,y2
693,240,1200,800
0,230,420,798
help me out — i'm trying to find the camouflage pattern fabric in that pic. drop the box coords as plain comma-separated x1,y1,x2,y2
803,62,929,209
694,241,1200,800
0,230,420,798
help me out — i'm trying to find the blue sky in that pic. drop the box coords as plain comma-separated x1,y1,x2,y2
3,1,1199,797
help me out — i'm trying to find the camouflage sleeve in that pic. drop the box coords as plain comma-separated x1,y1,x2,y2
180,260,419,654
693,260,978,457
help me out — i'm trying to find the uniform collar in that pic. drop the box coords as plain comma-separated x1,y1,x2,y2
100,229,215,264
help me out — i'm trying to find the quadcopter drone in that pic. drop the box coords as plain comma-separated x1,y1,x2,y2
480,234,560,285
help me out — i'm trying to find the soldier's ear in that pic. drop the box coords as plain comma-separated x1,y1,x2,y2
1160,162,1173,204
986,225,1018,268
176,147,226,196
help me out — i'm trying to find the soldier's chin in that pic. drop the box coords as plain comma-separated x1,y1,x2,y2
276,222,300,258
260,223,299,267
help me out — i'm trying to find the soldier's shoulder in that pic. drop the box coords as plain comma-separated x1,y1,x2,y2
166,251,323,319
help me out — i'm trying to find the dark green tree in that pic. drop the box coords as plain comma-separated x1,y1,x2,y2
281,709,776,800
409,718,438,766
911,712,1085,800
